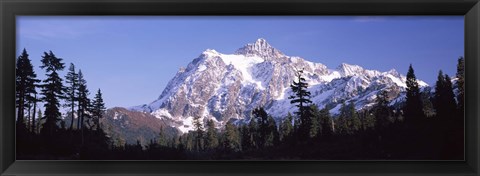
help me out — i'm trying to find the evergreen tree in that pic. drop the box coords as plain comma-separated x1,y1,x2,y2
288,68,312,139
266,116,280,147
16,48,40,130
433,71,457,120
374,90,391,130
30,93,39,133
157,127,168,146
251,107,278,147
252,107,269,148
456,57,465,118
91,89,106,130
64,63,79,130
309,105,321,138
223,121,240,152
247,117,258,149
77,70,91,130
279,113,294,142
404,64,424,123
318,107,333,136
205,119,218,149
348,102,361,132
193,116,204,151
336,101,350,135
39,51,65,136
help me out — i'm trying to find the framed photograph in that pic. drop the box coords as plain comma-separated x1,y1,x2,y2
1,0,479,175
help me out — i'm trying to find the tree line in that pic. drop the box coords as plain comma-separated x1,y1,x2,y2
117,57,464,160
16,49,109,159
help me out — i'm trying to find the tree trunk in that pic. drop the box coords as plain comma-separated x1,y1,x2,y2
32,93,37,133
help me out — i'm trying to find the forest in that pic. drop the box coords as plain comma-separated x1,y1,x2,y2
16,48,464,160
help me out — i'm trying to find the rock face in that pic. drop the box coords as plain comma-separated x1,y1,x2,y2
130,38,428,133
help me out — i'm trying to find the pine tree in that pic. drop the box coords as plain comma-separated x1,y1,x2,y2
374,90,391,130
91,89,106,130
77,70,91,130
193,116,204,151
266,116,279,147
205,119,219,149
318,107,333,137
348,102,361,132
289,68,312,139
434,71,457,121
247,117,258,149
223,121,240,152
252,107,270,148
65,63,79,130
279,113,294,142
16,48,40,131
157,127,168,146
404,64,424,123
39,51,65,136
336,101,350,135
309,105,321,138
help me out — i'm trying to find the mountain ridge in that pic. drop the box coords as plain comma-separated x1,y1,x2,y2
128,38,428,133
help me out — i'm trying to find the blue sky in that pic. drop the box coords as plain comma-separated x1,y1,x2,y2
17,16,464,108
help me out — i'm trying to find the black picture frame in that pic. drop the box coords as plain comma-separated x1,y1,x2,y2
1,0,479,175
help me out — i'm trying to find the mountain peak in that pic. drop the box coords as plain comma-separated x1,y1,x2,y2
337,63,365,76
235,38,284,59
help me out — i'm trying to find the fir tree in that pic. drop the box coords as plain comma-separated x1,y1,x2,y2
266,116,280,147
64,63,79,130
279,113,294,142
309,105,321,138
39,51,65,136
336,101,350,135
223,121,240,152
77,70,91,130
16,48,40,130
318,107,333,137
157,127,168,146
247,117,258,149
374,90,391,130
193,116,204,151
205,119,218,149
91,89,106,130
251,107,278,148
348,102,361,132
404,64,424,123
288,68,312,139
433,71,457,120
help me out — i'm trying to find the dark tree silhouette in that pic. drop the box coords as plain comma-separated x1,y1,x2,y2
39,51,66,137
193,116,204,151
205,119,219,149
77,70,91,130
65,63,79,130
404,64,424,123
91,89,106,130
16,48,40,131
288,68,312,139
433,71,457,121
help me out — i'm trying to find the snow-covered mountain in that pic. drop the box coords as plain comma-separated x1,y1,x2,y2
130,38,428,133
